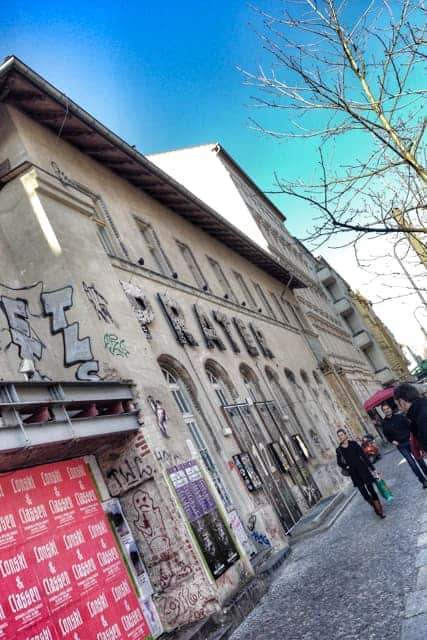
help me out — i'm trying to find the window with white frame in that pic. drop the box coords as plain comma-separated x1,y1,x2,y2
136,219,172,275
233,271,257,309
96,219,117,256
176,241,208,289
207,257,237,302
161,366,232,507
206,369,229,406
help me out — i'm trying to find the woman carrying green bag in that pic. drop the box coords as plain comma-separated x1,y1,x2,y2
336,428,386,519
374,472,394,501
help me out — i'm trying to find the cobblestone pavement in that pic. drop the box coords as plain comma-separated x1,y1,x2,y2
230,450,427,640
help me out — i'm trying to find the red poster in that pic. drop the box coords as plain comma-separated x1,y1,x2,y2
0,459,151,640
0,544,48,635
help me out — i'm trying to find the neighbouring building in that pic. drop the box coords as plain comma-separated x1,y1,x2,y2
0,57,353,637
316,258,411,386
350,291,410,382
148,143,383,432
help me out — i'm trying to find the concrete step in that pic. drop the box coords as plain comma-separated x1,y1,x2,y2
288,486,356,544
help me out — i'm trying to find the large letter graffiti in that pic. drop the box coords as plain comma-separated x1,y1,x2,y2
41,286,99,380
194,304,226,351
0,282,99,381
0,294,46,379
158,293,198,347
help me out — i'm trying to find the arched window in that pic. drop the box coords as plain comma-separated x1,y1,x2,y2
160,363,232,507
204,360,236,407
239,364,264,402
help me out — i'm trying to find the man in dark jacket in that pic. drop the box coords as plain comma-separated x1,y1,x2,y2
395,383,427,469
381,402,427,488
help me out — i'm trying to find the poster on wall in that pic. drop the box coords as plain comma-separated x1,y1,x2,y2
168,460,239,579
103,497,154,601
0,459,152,640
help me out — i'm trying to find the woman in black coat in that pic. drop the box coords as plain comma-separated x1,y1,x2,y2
336,428,385,518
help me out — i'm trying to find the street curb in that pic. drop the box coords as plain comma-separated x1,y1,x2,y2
289,487,357,545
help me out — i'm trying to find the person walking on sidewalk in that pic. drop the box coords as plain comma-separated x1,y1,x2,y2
381,403,427,489
336,428,385,518
395,384,427,451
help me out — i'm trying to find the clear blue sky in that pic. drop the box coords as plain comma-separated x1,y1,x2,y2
0,0,325,236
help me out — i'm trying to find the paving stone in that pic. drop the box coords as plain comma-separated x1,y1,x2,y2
415,547,427,568
420,512,427,524
419,521,427,534
405,589,427,617
416,532,427,547
416,565,427,590
401,612,427,640
230,450,421,640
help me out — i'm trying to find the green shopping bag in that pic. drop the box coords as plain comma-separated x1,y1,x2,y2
375,478,394,501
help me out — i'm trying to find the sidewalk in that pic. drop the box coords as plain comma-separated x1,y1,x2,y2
401,492,427,640
230,450,423,640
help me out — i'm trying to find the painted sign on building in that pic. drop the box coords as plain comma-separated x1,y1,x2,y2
0,459,151,640
168,461,239,579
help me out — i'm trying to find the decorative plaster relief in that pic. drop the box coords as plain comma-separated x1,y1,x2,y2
194,304,226,351
233,318,259,357
212,310,240,353
158,293,198,347
250,323,274,359
120,280,154,339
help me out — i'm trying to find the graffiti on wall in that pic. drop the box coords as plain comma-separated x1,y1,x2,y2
102,452,154,496
0,281,99,381
41,286,99,380
104,333,130,357
121,482,217,630
83,281,114,323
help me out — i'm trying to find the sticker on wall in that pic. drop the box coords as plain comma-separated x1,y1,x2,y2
147,396,170,438
83,281,114,324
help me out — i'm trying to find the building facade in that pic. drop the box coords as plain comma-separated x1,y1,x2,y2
148,143,382,433
0,58,354,636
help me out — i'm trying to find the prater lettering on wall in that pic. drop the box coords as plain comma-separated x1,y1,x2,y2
0,281,99,381
194,304,226,351
41,286,100,380
212,310,241,353
250,323,274,359
233,318,259,357
120,280,154,339
82,281,114,323
104,333,130,358
158,293,199,346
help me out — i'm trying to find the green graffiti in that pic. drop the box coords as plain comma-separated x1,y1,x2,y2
104,333,130,358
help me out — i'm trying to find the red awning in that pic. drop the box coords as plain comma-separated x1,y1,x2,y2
363,388,395,411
